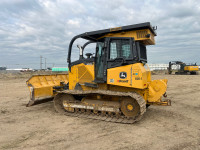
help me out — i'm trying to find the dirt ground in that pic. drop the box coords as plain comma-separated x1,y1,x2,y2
0,74,200,150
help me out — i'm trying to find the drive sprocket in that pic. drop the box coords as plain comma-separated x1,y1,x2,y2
121,97,140,118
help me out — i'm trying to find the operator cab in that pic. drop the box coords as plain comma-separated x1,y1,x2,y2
67,22,156,83
94,37,147,82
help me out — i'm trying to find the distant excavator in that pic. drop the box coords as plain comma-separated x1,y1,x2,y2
168,61,199,75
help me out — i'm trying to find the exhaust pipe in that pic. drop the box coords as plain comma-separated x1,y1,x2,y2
77,45,83,59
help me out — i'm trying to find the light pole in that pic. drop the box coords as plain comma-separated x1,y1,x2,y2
40,55,43,70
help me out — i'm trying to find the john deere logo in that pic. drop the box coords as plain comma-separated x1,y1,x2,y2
119,72,127,79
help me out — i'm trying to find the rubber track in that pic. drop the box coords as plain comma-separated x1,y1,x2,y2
54,90,146,124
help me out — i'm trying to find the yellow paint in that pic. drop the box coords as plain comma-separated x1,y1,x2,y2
107,63,150,89
26,62,168,105
107,63,168,103
98,29,155,45
110,27,122,32
127,104,133,111
26,74,68,100
184,66,199,71
148,79,167,102
68,62,168,104
69,63,94,90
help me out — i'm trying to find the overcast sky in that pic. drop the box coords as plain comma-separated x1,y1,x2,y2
0,0,200,69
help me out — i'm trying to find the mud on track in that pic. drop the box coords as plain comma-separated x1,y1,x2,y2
0,75,200,150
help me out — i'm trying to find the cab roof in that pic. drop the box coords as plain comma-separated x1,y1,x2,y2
79,22,157,41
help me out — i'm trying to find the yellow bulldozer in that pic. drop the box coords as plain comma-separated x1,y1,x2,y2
26,22,171,124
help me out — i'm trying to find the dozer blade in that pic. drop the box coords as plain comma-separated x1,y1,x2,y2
26,74,68,106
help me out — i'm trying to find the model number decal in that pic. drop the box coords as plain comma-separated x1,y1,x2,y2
135,77,142,80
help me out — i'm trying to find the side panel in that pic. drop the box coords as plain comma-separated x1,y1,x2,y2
107,63,150,89
69,63,95,90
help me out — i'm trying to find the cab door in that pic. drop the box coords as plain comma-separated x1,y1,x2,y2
94,42,106,83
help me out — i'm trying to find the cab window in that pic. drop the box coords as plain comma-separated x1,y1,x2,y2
109,39,131,60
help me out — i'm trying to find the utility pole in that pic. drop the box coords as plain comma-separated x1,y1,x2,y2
40,55,43,70
44,58,46,70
